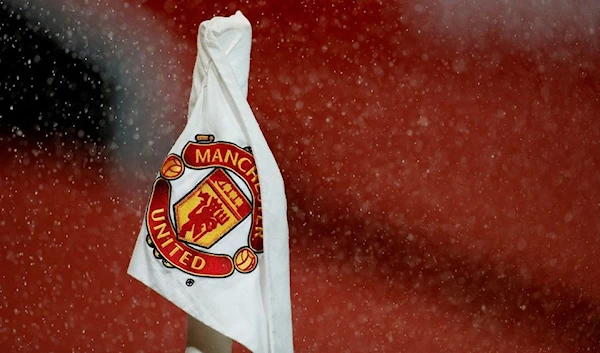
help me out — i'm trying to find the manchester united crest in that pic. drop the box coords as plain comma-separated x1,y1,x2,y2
145,134,263,277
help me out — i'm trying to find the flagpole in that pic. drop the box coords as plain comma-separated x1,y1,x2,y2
186,315,232,353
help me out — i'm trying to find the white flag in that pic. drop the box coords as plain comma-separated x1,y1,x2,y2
128,11,293,353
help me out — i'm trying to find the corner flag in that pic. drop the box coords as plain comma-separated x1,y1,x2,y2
128,11,293,353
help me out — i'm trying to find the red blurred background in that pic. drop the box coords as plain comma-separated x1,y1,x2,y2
1,0,599,352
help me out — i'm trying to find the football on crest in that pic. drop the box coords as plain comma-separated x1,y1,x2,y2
160,155,184,179
234,247,258,273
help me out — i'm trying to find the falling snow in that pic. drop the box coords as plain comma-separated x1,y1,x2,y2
1,0,600,353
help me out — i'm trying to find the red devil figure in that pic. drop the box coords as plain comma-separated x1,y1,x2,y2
179,190,230,242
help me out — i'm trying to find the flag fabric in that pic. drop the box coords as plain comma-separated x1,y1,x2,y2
127,11,294,353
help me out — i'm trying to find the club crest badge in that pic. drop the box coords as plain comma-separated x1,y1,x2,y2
145,134,263,277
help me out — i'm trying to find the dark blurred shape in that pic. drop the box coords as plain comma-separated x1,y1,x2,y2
0,3,114,143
